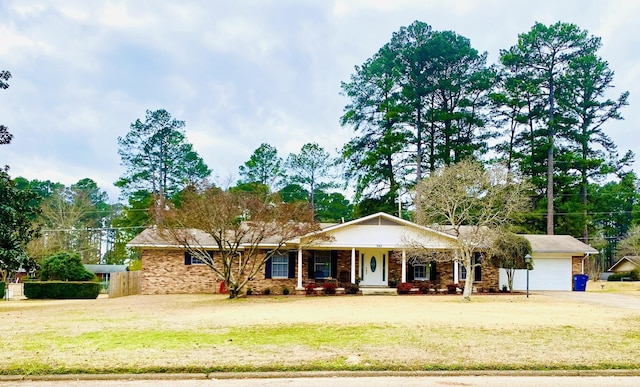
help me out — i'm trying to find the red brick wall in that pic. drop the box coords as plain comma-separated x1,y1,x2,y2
141,249,217,294
142,247,502,294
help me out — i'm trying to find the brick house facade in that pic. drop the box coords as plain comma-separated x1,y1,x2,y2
129,212,598,294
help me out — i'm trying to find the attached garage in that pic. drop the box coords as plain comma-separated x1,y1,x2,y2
501,257,572,291
499,235,598,291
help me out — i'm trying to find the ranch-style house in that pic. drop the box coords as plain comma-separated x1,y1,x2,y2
128,212,598,294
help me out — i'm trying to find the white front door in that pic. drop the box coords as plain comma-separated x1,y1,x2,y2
361,250,387,286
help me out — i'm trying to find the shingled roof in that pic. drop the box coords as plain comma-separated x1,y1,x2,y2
127,228,219,248
521,234,598,254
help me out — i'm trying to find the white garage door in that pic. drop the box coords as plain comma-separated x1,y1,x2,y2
500,258,572,291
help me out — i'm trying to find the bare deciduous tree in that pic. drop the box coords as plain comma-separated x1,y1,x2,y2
162,185,319,299
615,225,640,258
415,160,531,300
490,232,532,292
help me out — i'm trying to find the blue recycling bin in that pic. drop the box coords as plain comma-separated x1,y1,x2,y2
573,274,589,291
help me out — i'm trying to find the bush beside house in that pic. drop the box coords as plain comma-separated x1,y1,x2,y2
25,251,99,299
0,281,5,298
24,281,100,299
40,252,96,281
607,269,640,281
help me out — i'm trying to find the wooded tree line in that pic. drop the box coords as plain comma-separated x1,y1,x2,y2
1,20,638,274
341,21,633,243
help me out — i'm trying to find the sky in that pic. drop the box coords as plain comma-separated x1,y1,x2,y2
1,0,639,202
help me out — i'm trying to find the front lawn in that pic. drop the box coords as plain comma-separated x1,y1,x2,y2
1,293,639,374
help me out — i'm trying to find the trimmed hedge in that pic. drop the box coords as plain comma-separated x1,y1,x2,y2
24,281,101,299
0,282,4,299
608,269,640,282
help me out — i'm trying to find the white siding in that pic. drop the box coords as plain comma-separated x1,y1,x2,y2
305,224,456,249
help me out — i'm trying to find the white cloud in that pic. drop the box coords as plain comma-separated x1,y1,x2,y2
1,0,639,204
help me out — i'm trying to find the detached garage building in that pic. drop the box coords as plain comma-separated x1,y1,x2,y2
500,235,598,291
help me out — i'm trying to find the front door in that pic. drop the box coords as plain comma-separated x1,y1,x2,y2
361,249,387,286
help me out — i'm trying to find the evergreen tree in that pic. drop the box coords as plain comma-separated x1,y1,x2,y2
341,21,494,211
116,109,211,225
501,22,601,234
238,143,285,190
285,143,337,213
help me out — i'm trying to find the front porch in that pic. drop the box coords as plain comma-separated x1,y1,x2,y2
293,248,417,290
291,248,499,294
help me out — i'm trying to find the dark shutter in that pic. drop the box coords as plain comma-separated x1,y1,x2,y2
265,257,272,279
382,254,386,281
308,251,315,279
475,253,482,281
184,252,192,265
407,263,415,282
331,250,338,279
429,261,437,281
288,251,296,279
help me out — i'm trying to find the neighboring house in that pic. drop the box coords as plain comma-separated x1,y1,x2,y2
608,256,640,273
499,235,598,292
84,264,128,283
128,212,597,294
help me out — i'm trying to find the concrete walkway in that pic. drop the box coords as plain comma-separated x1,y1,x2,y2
537,291,640,310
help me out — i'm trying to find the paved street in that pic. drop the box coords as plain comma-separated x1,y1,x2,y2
3,375,640,387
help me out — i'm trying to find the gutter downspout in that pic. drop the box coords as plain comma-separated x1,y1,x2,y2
582,252,591,275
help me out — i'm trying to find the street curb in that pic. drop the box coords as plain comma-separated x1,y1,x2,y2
2,369,640,381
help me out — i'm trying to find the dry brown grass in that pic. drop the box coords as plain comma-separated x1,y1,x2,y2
1,290,639,374
587,280,640,294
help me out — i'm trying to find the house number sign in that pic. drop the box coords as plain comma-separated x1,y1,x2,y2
370,257,377,272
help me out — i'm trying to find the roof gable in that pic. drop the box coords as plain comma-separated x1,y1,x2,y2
608,256,640,272
296,212,458,249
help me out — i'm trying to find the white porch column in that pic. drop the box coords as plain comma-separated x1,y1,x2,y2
351,248,356,284
401,249,407,283
454,261,459,283
296,248,303,290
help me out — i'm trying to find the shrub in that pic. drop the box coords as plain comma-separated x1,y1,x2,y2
345,284,359,295
417,282,431,295
40,251,96,281
282,286,290,295
396,282,413,294
446,283,459,294
608,271,639,281
24,281,100,299
263,287,271,295
246,287,253,296
0,282,4,299
323,282,337,295
305,283,316,295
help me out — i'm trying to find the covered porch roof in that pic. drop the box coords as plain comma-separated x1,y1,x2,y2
288,212,458,250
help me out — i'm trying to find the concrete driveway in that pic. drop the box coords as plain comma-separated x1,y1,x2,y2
537,291,640,310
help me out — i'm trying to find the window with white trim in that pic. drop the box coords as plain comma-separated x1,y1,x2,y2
314,251,331,279
413,264,429,280
271,254,289,278
185,251,213,265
